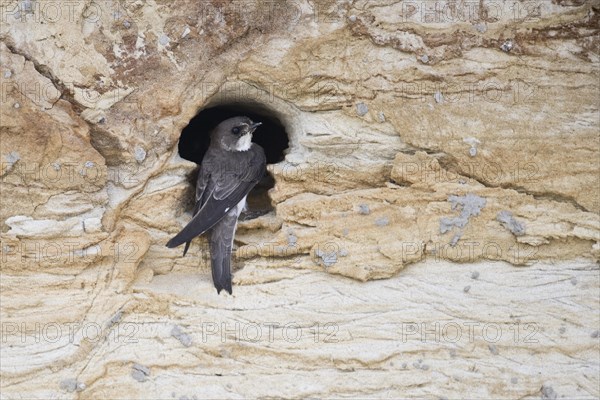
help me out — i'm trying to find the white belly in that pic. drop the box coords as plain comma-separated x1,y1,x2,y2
227,195,247,217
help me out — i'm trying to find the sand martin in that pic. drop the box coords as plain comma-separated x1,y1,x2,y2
167,116,266,294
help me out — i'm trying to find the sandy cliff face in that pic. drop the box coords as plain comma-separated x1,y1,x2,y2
1,1,598,398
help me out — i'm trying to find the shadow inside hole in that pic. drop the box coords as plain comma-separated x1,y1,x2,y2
178,104,289,217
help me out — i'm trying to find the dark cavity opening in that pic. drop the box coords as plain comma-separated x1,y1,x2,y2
178,104,289,217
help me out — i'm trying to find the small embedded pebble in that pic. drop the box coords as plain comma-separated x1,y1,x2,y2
449,349,457,357
356,102,368,116
420,54,429,63
378,111,385,122
558,327,566,334
488,344,499,355
463,285,471,293
500,39,514,52
59,378,77,392
450,232,462,247
496,210,525,236
570,277,577,285
316,248,337,267
375,216,389,227
541,384,557,400
469,147,477,157
287,233,297,246
358,204,370,215
434,91,443,103
134,145,146,163
6,151,20,164
106,310,122,327
511,377,518,384
171,325,192,347
123,20,131,28
131,363,150,382
474,23,487,33
401,362,407,369
591,330,599,338
471,271,480,280
420,364,429,371
59,378,85,392
159,34,170,46
132,372,147,383
4,70,12,78
349,15,357,22
14,102,20,109
339,248,349,257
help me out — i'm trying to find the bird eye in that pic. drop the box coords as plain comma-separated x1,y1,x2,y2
232,127,240,135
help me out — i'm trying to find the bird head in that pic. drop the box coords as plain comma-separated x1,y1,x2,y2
211,116,262,152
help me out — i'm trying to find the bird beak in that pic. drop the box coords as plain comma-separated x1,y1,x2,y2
249,122,262,131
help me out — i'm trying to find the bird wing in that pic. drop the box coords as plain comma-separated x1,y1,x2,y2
182,167,211,256
182,200,200,256
167,146,265,249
